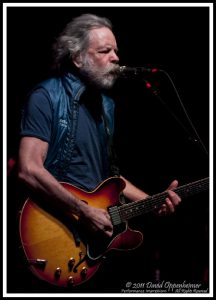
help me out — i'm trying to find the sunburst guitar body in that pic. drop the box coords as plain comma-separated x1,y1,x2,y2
19,176,209,288
19,177,143,287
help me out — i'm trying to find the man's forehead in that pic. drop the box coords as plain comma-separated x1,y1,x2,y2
88,27,117,47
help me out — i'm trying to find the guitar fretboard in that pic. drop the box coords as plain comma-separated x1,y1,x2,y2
109,178,209,225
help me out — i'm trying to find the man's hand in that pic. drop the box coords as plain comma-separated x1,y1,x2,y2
79,205,113,237
157,180,181,215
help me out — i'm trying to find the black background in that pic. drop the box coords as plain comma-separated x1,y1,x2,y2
6,5,210,294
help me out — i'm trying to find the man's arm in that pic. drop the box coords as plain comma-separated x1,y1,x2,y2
120,176,149,201
18,136,114,236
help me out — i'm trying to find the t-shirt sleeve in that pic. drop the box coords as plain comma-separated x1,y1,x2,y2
20,88,52,142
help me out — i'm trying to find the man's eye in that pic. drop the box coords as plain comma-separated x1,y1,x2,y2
98,49,111,54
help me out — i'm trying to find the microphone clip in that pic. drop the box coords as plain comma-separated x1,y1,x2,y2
119,65,160,79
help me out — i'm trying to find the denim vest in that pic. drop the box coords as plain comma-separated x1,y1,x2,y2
36,73,115,181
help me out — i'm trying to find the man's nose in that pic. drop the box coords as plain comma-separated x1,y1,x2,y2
110,50,119,63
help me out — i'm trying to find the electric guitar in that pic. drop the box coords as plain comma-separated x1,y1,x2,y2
19,176,209,288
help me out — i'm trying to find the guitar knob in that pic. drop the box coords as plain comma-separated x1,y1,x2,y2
67,276,74,286
68,257,75,270
54,267,61,279
80,266,87,278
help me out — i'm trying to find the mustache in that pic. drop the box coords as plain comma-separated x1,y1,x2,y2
105,64,120,76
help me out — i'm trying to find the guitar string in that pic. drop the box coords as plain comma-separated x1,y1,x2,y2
110,179,209,222
120,180,209,218
109,180,209,222
119,181,209,221
110,178,209,222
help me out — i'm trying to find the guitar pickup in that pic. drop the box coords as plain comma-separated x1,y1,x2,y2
107,205,122,225
28,258,47,269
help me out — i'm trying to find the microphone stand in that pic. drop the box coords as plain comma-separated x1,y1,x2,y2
142,70,209,157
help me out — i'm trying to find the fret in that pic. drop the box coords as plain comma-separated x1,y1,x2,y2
118,178,209,222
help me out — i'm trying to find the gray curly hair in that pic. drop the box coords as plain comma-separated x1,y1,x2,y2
51,13,113,73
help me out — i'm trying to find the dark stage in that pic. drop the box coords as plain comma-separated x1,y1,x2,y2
6,4,210,295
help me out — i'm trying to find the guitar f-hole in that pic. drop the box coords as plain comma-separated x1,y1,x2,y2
73,254,88,273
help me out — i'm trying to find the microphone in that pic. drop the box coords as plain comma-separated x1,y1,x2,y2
118,65,160,78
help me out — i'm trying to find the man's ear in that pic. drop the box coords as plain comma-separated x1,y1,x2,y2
73,53,83,68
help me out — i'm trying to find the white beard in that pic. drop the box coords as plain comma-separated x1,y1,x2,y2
79,55,119,90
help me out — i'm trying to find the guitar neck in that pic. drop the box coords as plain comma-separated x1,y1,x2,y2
110,177,209,225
